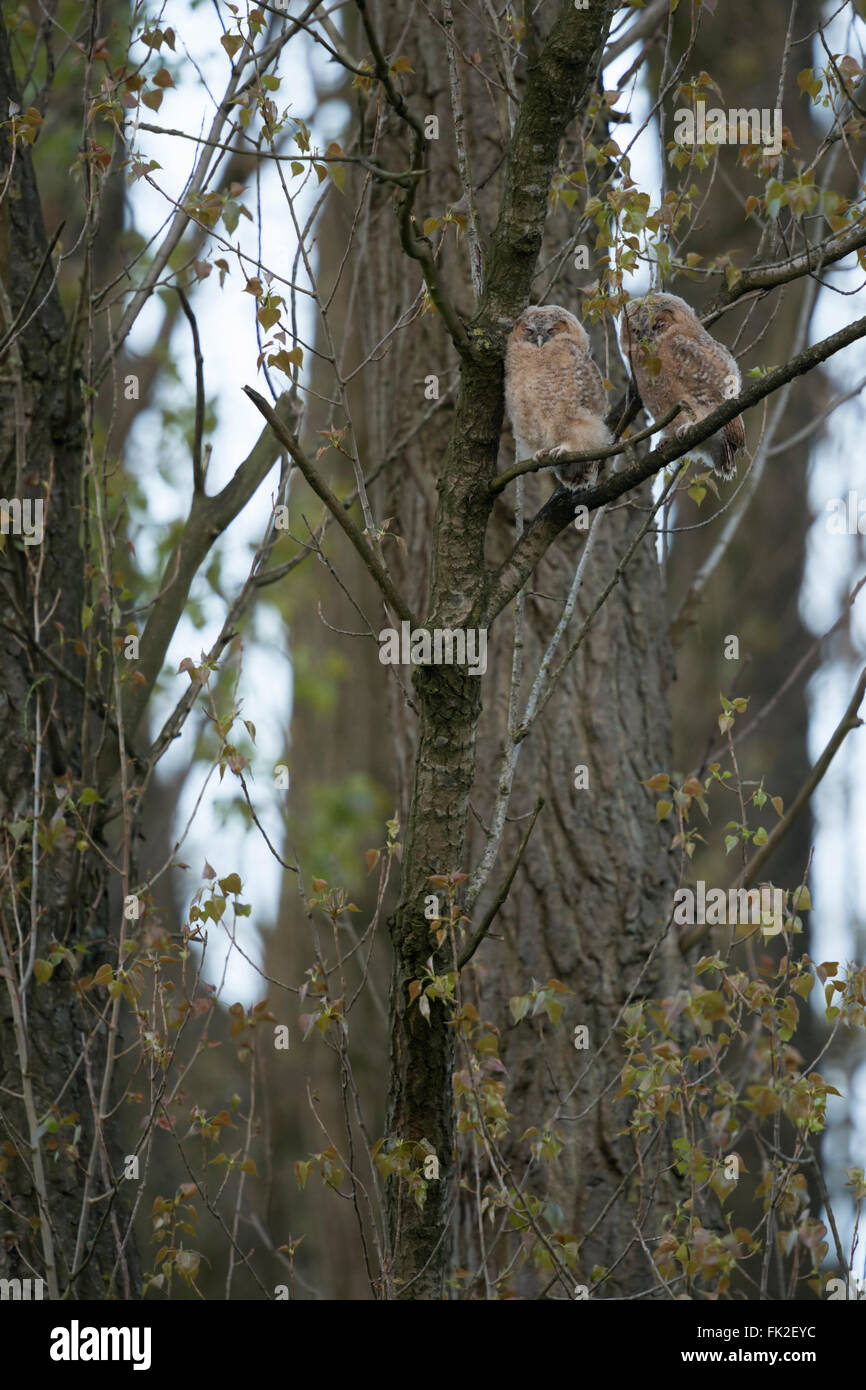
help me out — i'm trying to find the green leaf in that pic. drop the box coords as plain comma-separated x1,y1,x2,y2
656,799,673,821
219,873,242,895
80,787,100,806
33,958,53,984
257,296,281,329
544,996,563,1027
509,995,530,1024
325,143,345,192
221,33,244,59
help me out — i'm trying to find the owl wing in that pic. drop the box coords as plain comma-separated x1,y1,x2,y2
566,336,607,415
661,331,739,411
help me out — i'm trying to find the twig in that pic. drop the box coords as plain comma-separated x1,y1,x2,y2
176,287,206,493
458,800,543,969
680,668,866,954
738,667,866,889
354,0,472,357
243,385,414,624
0,219,64,359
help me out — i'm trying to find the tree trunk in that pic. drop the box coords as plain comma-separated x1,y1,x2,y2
0,18,135,1298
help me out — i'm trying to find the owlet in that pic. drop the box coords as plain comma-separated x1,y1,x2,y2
620,292,745,478
505,304,611,488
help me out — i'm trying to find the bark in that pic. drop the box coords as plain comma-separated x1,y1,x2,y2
381,0,621,1298
0,16,135,1297
462,474,681,1296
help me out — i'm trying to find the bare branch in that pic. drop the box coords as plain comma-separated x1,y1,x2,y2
738,668,866,891
458,799,543,970
243,385,415,624
354,0,473,358
176,288,206,494
111,391,300,754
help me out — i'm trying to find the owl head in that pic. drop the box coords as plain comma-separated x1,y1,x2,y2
511,304,586,349
621,292,690,343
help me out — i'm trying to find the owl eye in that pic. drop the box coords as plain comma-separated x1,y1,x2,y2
650,310,674,334
551,321,569,333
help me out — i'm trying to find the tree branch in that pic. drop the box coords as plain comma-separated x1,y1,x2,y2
113,391,300,752
176,288,205,494
679,668,866,955
243,385,414,624
488,401,685,495
458,799,543,970
485,310,866,622
475,1,616,335
354,0,472,358
704,218,866,325
738,667,866,891
96,4,322,379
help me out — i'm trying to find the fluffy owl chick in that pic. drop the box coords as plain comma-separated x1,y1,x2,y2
505,305,611,488
620,292,745,479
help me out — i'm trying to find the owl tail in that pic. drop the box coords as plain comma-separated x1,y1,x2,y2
708,415,745,479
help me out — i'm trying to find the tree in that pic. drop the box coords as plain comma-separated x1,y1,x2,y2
1,0,865,1304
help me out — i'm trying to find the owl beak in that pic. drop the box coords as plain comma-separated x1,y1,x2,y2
535,332,545,347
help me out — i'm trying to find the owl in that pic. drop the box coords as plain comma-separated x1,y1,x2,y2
505,304,611,488
619,292,745,479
